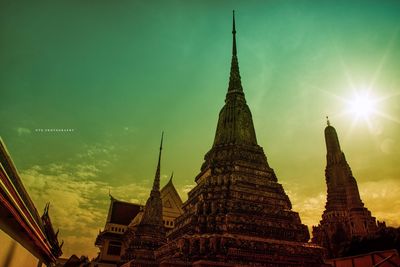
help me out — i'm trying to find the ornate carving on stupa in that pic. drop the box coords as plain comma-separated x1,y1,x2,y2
156,11,327,267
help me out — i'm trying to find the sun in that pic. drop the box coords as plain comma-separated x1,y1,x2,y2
331,87,400,135
348,91,377,119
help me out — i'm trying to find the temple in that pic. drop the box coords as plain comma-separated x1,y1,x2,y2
93,176,183,266
155,11,327,267
312,119,381,258
0,137,62,267
119,133,167,266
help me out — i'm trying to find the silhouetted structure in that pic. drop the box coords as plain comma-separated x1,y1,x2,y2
56,254,89,267
341,226,400,258
155,12,327,267
312,119,382,258
120,133,167,266
94,198,141,267
0,137,62,266
325,249,400,267
93,173,183,267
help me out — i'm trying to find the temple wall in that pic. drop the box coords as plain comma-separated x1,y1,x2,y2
99,239,121,262
0,228,42,267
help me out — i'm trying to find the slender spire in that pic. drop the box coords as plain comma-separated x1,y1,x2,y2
232,10,237,56
152,132,163,192
326,116,330,126
209,10,258,150
227,10,243,94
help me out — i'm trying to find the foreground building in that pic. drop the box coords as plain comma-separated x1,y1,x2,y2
325,249,400,267
154,12,327,267
312,119,382,258
94,166,183,266
0,137,62,267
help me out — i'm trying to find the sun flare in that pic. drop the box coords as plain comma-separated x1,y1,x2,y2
348,92,376,119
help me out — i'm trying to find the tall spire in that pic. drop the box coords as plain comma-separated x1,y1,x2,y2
232,10,237,56
227,10,243,95
136,132,165,226
208,10,258,152
121,134,166,264
324,120,341,155
152,132,163,192
313,118,378,258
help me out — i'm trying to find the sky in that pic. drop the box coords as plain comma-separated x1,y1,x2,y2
1,0,400,259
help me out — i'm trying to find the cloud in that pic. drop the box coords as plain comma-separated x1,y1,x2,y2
16,127,31,136
177,183,195,201
359,179,400,227
76,143,117,162
285,178,400,236
285,186,326,230
20,163,150,259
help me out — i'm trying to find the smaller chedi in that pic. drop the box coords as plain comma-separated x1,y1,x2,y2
93,134,183,267
312,118,385,258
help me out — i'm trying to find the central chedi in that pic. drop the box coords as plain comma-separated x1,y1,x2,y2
157,12,327,266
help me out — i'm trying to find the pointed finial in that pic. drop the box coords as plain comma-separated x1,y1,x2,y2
232,10,237,56
160,131,164,152
109,188,115,200
44,202,50,214
326,116,330,126
169,171,174,183
232,10,236,34
227,10,243,94
152,132,164,192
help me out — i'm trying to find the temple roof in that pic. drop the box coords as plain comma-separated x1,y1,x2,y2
41,203,63,257
104,171,182,227
161,172,183,215
129,210,144,227
0,137,62,264
107,197,142,225
0,137,43,228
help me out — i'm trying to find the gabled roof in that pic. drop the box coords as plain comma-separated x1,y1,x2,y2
107,196,142,226
104,176,183,228
161,176,183,214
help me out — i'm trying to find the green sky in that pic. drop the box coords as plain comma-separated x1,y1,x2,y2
1,0,400,259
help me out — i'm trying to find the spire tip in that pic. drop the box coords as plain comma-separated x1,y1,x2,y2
326,116,331,126
232,10,236,34
160,131,164,151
